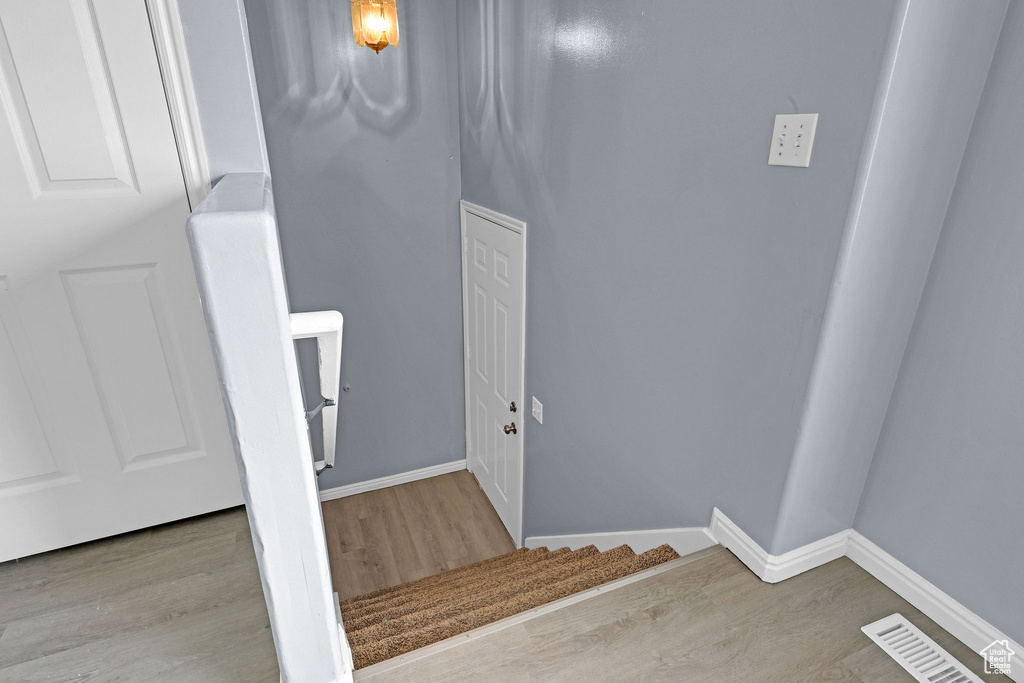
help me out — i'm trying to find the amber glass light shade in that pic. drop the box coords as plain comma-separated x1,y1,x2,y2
351,0,399,54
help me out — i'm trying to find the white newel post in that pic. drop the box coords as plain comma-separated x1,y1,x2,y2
186,173,353,683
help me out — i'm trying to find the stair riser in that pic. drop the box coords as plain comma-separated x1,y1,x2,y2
341,547,537,611
342,546,564,621
346,546,610,638
346,544,680,669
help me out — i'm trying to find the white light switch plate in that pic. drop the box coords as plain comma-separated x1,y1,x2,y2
768,113,818,167
532,396,543,424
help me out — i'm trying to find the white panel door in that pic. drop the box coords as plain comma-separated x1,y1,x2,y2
0,0,242,562
461,202,525,546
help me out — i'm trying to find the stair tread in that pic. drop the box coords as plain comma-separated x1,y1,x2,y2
342,546,558,621
344,545,602,636
341,547,535,610
344,543,679,669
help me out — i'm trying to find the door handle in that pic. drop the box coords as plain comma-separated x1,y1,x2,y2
503,422,517,435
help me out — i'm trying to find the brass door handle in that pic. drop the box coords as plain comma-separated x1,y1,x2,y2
503,422,517,435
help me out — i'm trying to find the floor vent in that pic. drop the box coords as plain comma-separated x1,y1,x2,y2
862,614,982,683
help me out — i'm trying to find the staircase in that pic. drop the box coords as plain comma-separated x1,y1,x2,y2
341,543,680,669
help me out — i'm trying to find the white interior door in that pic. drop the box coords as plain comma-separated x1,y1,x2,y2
0,0,242,562
461,201,525,546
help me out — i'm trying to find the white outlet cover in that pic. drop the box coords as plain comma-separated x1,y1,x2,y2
531,396,543,424
768,113,818,168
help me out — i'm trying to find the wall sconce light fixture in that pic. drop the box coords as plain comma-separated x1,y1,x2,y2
351,0,399,54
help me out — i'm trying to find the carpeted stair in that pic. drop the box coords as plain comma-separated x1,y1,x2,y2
341,543,680,669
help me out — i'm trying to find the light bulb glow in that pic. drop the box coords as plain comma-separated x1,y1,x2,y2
352,0,399,54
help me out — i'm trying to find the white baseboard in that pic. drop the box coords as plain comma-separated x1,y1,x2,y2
848,531,1024,682
708,508,849,583
318,460,467,502
524,526,716,557
709,509,1023,682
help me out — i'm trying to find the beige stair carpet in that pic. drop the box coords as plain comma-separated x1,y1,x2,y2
341,543,680,669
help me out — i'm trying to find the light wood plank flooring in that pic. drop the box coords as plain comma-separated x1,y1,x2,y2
0,475,999,682
0,508,278,682
361,547,999,682
321,470,515,600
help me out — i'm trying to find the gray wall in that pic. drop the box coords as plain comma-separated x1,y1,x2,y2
178,0,270,182
242,0,465,488
855,0,1024,645
457,0,895,543
769,0,1007,555
188,0,1021,646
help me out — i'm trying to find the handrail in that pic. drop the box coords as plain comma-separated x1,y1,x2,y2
187,173,352,680
290,310,343,475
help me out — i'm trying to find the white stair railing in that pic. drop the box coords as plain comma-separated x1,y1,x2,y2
290,311,343,476
187,173,352,682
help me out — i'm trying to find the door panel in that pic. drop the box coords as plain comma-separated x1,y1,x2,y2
63,265,203,470
462,204,525,545
1,0,135,190
0,0,187,279
0,0,242,561
0,283,62,486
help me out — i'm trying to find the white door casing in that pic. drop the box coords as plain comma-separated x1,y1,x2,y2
0,0,242,562
144,0,212,211
461,201,525,547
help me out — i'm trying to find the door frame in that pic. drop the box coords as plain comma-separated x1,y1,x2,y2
145,0,212,210
459,200,527,547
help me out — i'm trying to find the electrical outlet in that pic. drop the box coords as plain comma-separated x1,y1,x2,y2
768,113,818,168
531,396,543,424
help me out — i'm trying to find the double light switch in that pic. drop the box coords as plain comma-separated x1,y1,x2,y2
768,113,818,168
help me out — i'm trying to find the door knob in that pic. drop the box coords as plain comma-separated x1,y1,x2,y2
503,422,517,435
510,401,517,413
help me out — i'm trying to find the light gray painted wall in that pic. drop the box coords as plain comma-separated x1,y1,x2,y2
769,0,1008,555
457,0,895,544
241,0,465,488
183,0,1022,646
177,0,270,181
855,0,1024,646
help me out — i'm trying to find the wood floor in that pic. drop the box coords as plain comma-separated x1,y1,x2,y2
0,507,278,682
360,547,1000,682
0,472,999,682
321,470,515,600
